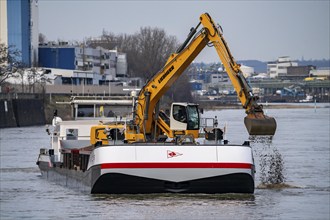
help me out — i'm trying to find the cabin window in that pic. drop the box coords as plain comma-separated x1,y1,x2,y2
173,105,187,123
77,105,94,117
186,105,199,130
66,129,78,140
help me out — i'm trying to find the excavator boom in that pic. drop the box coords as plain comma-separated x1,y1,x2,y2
133,13,276,140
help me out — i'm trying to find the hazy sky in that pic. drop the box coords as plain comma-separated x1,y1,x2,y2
39,0,330,63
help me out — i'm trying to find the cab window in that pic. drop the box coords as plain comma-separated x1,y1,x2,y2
173,105,187,123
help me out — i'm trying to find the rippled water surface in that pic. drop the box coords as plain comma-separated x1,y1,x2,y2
1,105,329,219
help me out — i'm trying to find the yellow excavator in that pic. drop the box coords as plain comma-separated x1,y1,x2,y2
91,13,276,145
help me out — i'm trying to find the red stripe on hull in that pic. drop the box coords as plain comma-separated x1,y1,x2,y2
101,162,252,169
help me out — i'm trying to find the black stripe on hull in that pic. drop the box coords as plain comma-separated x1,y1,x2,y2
92,173,254,194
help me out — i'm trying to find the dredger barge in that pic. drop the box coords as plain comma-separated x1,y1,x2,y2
37,101,255,193
37,13,276,194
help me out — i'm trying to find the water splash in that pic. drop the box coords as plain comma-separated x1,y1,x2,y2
260,147,285,184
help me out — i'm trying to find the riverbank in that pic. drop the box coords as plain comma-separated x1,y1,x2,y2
0,99,46,128
0,95,72,128
1,94,328,128
199,102,329,110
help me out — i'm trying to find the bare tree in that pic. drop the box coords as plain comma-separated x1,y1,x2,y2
27,67,50,93
119,27,178,80
0,43,23,85
39,33,47,44
27,67,38,93
125,27,193,102
16,67,25,93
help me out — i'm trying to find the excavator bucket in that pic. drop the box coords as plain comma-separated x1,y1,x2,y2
244,114,277,136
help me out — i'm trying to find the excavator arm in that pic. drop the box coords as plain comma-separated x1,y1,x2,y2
132,13,276,141
199,13,277,135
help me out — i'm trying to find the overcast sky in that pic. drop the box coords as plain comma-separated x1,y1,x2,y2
38,0,330,63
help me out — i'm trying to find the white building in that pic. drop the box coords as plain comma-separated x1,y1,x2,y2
267,56,298,78
0,1,8,45
209,72,229,85
74,46,120,80
30,0,39,66
116,53,128,77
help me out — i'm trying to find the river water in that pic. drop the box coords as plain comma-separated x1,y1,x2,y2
1,104,329,219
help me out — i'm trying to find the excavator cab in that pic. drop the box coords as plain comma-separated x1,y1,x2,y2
170,103,200,138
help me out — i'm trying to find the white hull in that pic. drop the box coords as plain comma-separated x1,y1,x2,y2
37,143,255,193
89,144,254,182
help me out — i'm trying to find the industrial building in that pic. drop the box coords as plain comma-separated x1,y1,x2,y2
0,0,39,67
284,65,316,80
38,44,128,86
